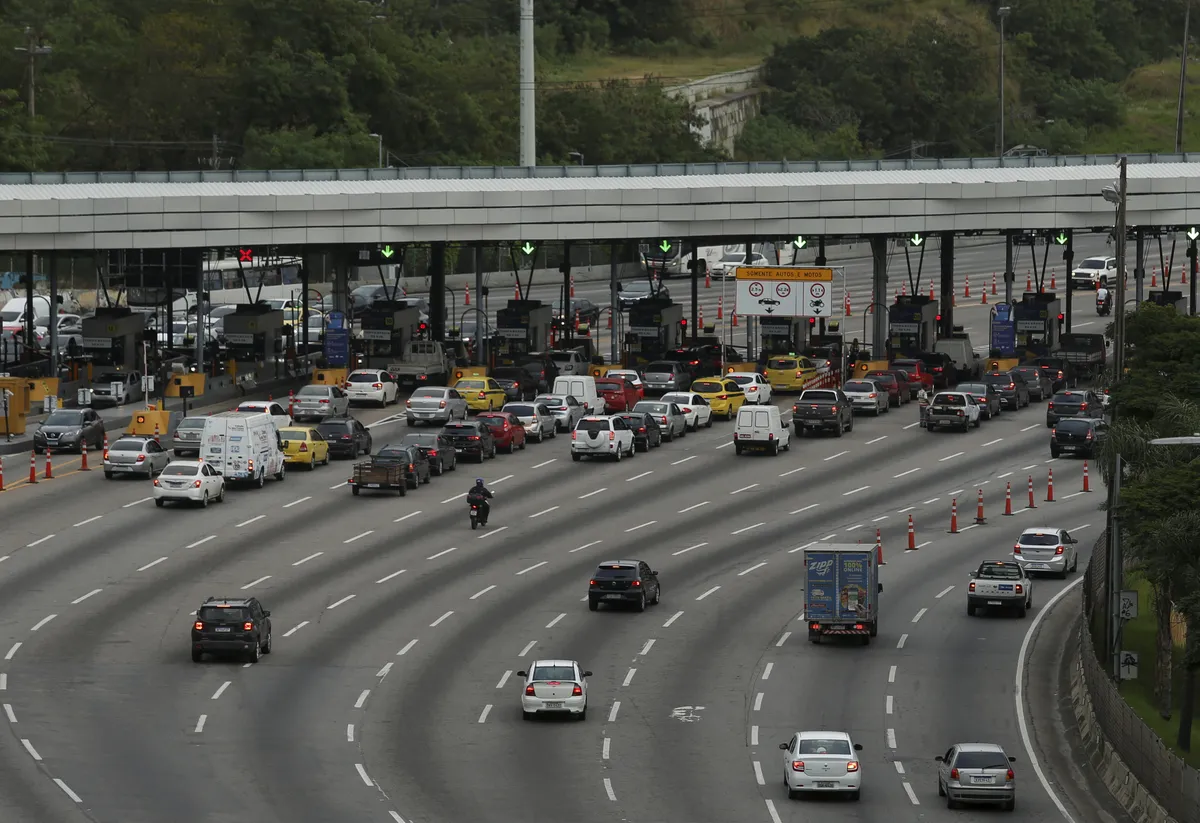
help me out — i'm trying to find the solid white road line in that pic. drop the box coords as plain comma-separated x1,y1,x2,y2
731,483,759,495
377,569,406,583
824,450,848,461
765,798,784,823
123,497,153,507
1017,576,1085,823
916,540,932,549
663,610,683,628
355,690,370,709
532,459,556,468
282,621,308,637
886,695,894,714
470,585,497,600
55,779,82,803
750,725,759,746
626,471,653,482
293,552,323,566
889,665,897,683
477,704,492,723
377,662,394,678
496,671,511,689
397,639,418,656
429,610,454,627
897,634,908,649
427,547,458,560
211,681,231,700
394,511,422,523
671,456,696,465
344,530,373,544
21,738,40,760
328,594,356,609
518,640,537,657
609,701,620,722
678,501,708,514
624,520,657,532
695,586,720,601
283,496,311,508
347,723,354,742
819,533,837,540
887,728,897,748
959,523,980,532
355,763,373,787
779,467,806,477
903,782,920,804
1021,423,1040,432
30,615,56,632
186,535,216,549
843,485,870,496
639,639,655,656
529,506,559,518
731,522,764,535
26,535,54,547
898,505,916,513
387,812,404,823
1063,491,1086,499
194,715,206,733
579,488,607,499
2,703,15,723
571,540,603,553
236,515,266,527
790,503,818,515
936,585,955,598
478,526,509,539
73,515,102,527
737,561,767,575
983,438,1003,446
546,613,566,628
867,435,887,444
753,692,763,711
516,561,548,575
776,631,791,647
622,668,636,687
912,608,927,623
4,643,21,660
753,760,766,785
604,778,617,801
241,576,271,590
602,737,611,759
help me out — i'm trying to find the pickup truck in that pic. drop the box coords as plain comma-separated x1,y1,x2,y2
1053,333,1107,379
793,389,854,437
803,543,881,645
925,391,981,432
967,560,1033,617
388,341,454,387
349,445,416,496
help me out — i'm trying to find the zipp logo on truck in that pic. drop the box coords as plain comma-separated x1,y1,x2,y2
808,558,835,576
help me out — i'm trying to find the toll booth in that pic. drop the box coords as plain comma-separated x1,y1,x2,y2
1147,290,1187,312
358,302,421,367
1012,293,1062,356
81,307,145,369
626,299,683,364
760,318,803,358
223,304,285,377
494,300,553,364
887,296,939,354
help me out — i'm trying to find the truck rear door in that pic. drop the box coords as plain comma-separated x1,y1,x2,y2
836,553,873,621
805,552,838,620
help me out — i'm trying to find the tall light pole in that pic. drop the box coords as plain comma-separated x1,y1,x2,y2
519,0,536,166
1102,158,1128,378
997,6,1011,157
14,27,51,119
369,133,383,168
1177,0,1192,154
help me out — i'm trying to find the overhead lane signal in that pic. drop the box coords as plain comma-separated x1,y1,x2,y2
909,234,923,246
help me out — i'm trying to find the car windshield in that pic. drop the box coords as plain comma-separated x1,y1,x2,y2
720,253,745,264
505,404,535,416
536,396,565,407
576,419,609,433
596,381,623,392
177,417,206,430
199,606,250,623
44,411,84,426
843,381,873,392
316,422,350,436
935,394,966,406
1080,257,1107,269
978,564,1021,579
348,373,381,383
798,739,852,755
161,464,199,476
278,430,309,442
802,390,837,402
954,751,1010,770
532,666,576,681
635,403,667,414
625,281,653,293
1020,532,1061,546
1056,419,1094,433
691,380,724,393
768,358,797,369
957,383,988,394
296,386,327,397
111,440,145,451
479,417,507,428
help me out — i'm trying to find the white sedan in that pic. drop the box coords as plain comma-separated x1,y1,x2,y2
234,400,293,430
781,730,863,800
344,369,399,406
660,391,713,430
519,659,592,720
153,461,226,508
726,371,773,404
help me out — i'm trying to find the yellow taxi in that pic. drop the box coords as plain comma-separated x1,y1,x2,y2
688,377,747,419
453,377,508,412
763,354,819,392
278,426,330,469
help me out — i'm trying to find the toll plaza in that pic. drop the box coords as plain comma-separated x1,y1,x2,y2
494,299,553,365
222,304,286,380
1012,292,1063,356
81,307,146,370
887,295,939,354
625,299,683,366
358,301,421,368
759,318,803,359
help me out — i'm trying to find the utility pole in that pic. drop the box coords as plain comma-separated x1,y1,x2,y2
1114,157,1128,378
519,0,536,166
998,6,1011,156
1177,0,1192,154
14,27,52,119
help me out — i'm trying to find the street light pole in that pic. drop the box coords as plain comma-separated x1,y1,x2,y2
998,6,1011,157
369,133,383,168
14,27,51,119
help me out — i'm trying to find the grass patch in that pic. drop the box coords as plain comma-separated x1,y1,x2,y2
1115,575,1200,769
546,49,771,85
1084,58,1200,153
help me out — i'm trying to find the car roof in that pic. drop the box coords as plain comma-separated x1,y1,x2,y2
797,730,853,740
201,596,255,607
530,659,577,668
1020,527,1065,534
116,434,154,441
954,742,1007,752
597,560,639,567
725,371,758,378
165,460,203,468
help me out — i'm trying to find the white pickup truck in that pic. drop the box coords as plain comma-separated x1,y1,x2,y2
388,341,453,387
966,561,1033,617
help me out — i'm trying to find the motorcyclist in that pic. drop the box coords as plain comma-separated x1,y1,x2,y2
467,478,493,525
1096,286,1111,313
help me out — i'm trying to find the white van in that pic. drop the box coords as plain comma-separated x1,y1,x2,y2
551,375,603,415
1,296,55,333
734,405,793,455
200,411,287,487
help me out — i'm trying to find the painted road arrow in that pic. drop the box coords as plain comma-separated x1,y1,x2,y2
793,236,807,249
381,245,395,258
1189,228,1199,241
659,240,672,253
910,234,923,246
1054,233,1068,245
521,242,536,255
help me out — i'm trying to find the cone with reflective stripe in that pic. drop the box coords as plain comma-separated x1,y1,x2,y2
1046,467,1055,502
992,272,998,295
698,306,703,328
929,282,935,300
975,488,986,524
570,275,575,298
981,287,987,305
1083,461,1091,493
514,282,520,299
154,422,161,444
44,450,53,479
948,498,959,533
81,440,90,471
464,283,470,305
876,527,886,565
705,270,711,288
900,282,907,296
1003,481,1013,515
1183,266,1189,286
28,452,37,484
1050,270,1057,290
288,389,295,418
964,274,971,298
1027,475,1037,508
1026,271,1033,290
844,292,852,316
732,311,738,327
717,297,724,320
1152,268,1158,287
907,514,916,550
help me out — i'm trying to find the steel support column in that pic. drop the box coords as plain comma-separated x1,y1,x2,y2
475,243,486,365
939,233,954,337
561,241,572,331
1063,231,1074,331
299,262,310,364
871,237,888,358
1135,231,1144,306
744,239,754,357
1004,234,1015,305
610,245,620,364
690,244,699,343
47,252,57,377
24,250,35,354
428,244,446,342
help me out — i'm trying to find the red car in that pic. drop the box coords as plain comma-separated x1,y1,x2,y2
476,412,527,453
595,376,640,413
889,359,934,398
865,371,912,406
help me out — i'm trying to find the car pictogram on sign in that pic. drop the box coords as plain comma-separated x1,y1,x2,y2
748,282,764,297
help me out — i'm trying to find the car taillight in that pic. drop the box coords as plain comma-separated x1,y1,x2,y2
342,434,352,440
660,416,668,423
243,622,254,631
950,768,959,780
609,431,615,440
428,450,437,456
1008,383,1015,389
193,479,202,488
248,459,254,471
1058,370,1064,379
792,760,806,772
299,442,308,452
846,761,860,772
572,431,578,440
136,454,146,462
343,382,352,389
810,622,820,631
1080,402,1088,410
869,392,877,398
1015,584,1024,593
153,478,159,486
1055,545,1064,555
631,580,640,586
372,383,383,389
1047,402,1054,409
638,427,646,432
795,371,803,378
854,623,864,630
1006,768,1014,781
933,366,943,372
194,621,204,630
1014,545,1022,554
768,432,775,440
589,579,596,585
525,685,535,696
831,406,838,412
718,394,727,399
572,685,583,696
968,582,975,592
1051,427,1056,436
320,398,329,403
478,392,486,399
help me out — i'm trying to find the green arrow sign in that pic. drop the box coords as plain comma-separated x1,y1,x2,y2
659,240,672,253
380,245,395,258
1054,233,1067,245
1189,227,1199,242
793,236,807,249
910,234,924,246
521,242,536,255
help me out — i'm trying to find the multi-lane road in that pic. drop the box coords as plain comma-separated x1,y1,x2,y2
0,378,1133,823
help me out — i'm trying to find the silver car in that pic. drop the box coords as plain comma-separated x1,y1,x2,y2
631,400,687,441
841,379,889,416
406,386,468,426
89,370,143,407
936,742,1017,810
104,435,171,479
534,394,586,433
171,416,207,457
642,361,690,394
1013,527,1080,578
502,401,557,443
292,384,350,422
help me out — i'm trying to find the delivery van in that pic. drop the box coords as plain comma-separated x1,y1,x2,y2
200,411,287,487
733,404,792,455
551,375,603,415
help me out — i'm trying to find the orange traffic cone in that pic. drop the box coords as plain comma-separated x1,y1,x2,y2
876,527,886,565
705,270,711,288
844,293,852,316
1027,475,1037,509
698,306,704,327
1083,461,1091,493
1003,481,1013,515
102,433,109,461
606,311,612,330
981,288,987,305
900,282,907,296
1152,268,1158,287
948,498,959,533
44,450,53,480
1050,271,1057,290
81,441,90,471
570,275,575,298
929,282,935,300
964,274,971,299
732,312,739,327
1182,266,1189,286
907,514,916,550
154,422,161,444
514,282,520,299
1026,272,1033,291
28,452,36,484
975,488,986,525
992,273,998,295
717,297,724,320
1046,468,1055,502
464,283,470,306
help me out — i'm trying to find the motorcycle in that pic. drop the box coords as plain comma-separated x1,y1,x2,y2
468,495,491,529
1096,294,1112,316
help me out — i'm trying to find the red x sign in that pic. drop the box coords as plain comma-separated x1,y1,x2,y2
238,248,253,262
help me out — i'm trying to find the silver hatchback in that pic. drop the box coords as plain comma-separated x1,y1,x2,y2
406,387,468,426
502,401,557,443
534,394,586,433
631,400,687,441
292,385,350,422
642,361,690,394
936,742,1016,810
104,436,172,479
171,416,207,457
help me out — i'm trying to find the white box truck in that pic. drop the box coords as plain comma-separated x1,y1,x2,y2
200,411,287,488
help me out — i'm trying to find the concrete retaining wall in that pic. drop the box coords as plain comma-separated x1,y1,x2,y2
666,67,764,156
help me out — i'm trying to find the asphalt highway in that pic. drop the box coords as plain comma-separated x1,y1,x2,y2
0,380,1126,823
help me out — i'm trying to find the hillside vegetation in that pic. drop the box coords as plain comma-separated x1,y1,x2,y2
0,0,1192,173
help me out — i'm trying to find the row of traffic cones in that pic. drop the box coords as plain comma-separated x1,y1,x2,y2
0,433,117,490
945,464,1092,533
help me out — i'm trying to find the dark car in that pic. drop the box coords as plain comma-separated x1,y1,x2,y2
1046,390,1103,427
1051,416,1108,459
440,420,497,462
491,367,537,401
476,411,527,453
955,382,1002,420
865,371,911,407
1028,357,1076,393
1012,366,1053,402
518,353,560,392
34,408,107,454
983,371,1029,410
316,416,373,458
400,431,457,476
588,560,661,612
191,596,272,663
913,351,956,389
373,443,432,488
613,411,662,452
553,298,600,328
661,348,704,381
688,343,744,377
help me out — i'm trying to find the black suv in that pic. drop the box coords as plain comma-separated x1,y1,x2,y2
316,416,373,458
588,560,661,612
441,420,497,462
400,431,457,475
1051,417,1107,459
192,597,272,663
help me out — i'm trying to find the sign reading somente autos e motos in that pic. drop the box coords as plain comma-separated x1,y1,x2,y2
733,266,835,317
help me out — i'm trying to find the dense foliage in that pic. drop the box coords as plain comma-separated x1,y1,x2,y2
743,0,1192,160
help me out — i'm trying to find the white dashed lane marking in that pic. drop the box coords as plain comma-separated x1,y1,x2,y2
282,496,311,508
427,547,457,560
30,615,56,632
4,643,21,660
3,703,15,723
622,668,636,687
912,609,927,623
293,552,323,566
671,456,696,465
394,511,422,523
327,595,356,609
72,515,102,527
546,613,566,628
737,561,767,576
355,764,373,786
516,561,548,575
695,586,720,601
282,621,308,637
518,641,537,657
477,704,492,723
579,488,606,499
678,501,708,513
343,531,373,544
824,451,848,461
397,640,418,655
571,540,603,553
791,503,818,515
496,671,511,689
753,760,766,785
354,690,370,709
663,611,683,628
936,586,955,598
377,570,406,583
236,515,266,527
21,738,40,760
624,521,657,533
608,701,620,722
673,542,707,556
26,535,54,547
194,715,206,733
429,611,454,627
470,585,497,600
639,639,655,656
186,535,216,549
529,506,558,518
211,681,231,700
731,483,759,495
731,522,764,535
241,576,271,590
604,777,617,801
776,632,791,647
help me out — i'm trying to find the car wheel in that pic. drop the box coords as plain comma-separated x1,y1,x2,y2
967,603,976,616
1050,448,1060,459
572,453,581,462
433,463,443,476
200,491,210,508
614,446,622,462
652,585,661,605
105,471,114,479
705,416,713,428
155,498,165,507
218,484,226,502
937,779,945,797
247,639,261,664
256,472,266,488
588,598,599,611
192,648,203,663
1017,602,1028,618
636,593,646,612
849,790,860,801
262,630,272,654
